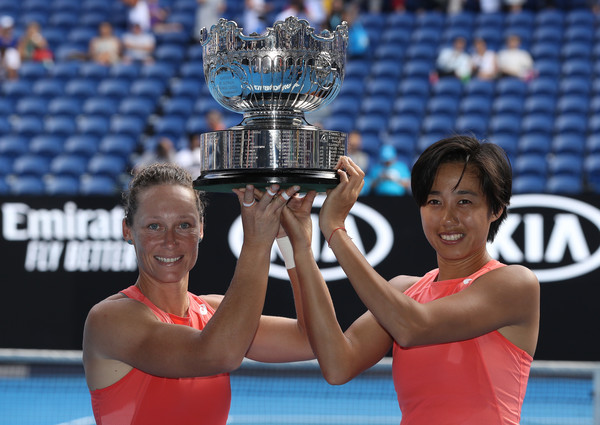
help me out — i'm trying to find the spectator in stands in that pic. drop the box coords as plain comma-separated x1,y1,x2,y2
274,0,325,28
497,34,534,81
242,0,270,35
18,21,53,66
433,36,471,82
346,130,370,175
123,0,152,32
176,133,202,178
470,37,498,80
205,109,227,132
147,0,184,34
364,144,411,196
0,16,20,80
134,137,177,173
122,22,156,65
195,0,226,39
89,22,122,66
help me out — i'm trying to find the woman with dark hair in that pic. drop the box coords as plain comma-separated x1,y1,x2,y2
281,135,540,424
83,162,315,425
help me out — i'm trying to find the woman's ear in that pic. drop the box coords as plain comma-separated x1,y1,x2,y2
122,218,132,244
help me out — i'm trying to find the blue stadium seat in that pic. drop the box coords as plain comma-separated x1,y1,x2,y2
18,61,48,81
410,27,441,45
2,79,33,100
12,116,44,137
110,115,146,137
361,95,394,117
546,175,583,194
532,26,563,45
518,134,552,155
32,78,66,99
50,61,81,82
8,175,45,195
489,113,520,137
29,135,65,158
15,96,48,116
393,96,427,118
130,78,166,100
373,43,405,62
405,43,437,62
329,95,361,119
556,94,589,115
586,134,600,155
564,26,594,45
426,95,459,117
535,8,565,28
0,157,13,178
140,62,177,80
455,114,488,138
548,154,584,178
82,97,119,117
68,27,99,48
521,113,554,136
397,77,430,100
45,175,80,195
185,115,210,134
527,77,559,97
464,78,495,97
492,95,524,116
153,115,186,140
0,135,30,158
524,95,556,115
371,60,403,81
552,134,586,156
169,78,203,100
432,77,463,98
514,153,548,177
47,96,82,116
119,97,156,119
496,77,527,98
98,134,137,157
154,44,186,63
421,114,454,135
402,60,432,79
584,153,600,190
77,115,111,136
513,175,546,194
65,78,98,99
355,114,388,137
50,154,89,177
490,133,519,158
388,115,421,137
530,42,560,62
338,76,365,97
562,58,593,78
534,59,561,79
109,63,141,81
97,78,131,99
12,154,51,177
179,61,205,79
79,175,118,195
380,26,411,47
63,134,100,158
473,26,503,50
44,116,77,137
162,97,195,117
87,154,127,179
459,95,492,117
554,113,587,136
559,77,591,96
417,132,445,154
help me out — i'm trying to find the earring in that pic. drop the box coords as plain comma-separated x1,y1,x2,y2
127,240,133,245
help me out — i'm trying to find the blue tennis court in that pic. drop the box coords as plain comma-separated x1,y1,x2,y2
0,358,597,425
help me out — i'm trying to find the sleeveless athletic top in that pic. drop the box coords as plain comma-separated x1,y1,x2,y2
90,285,231,425
392,260,532,425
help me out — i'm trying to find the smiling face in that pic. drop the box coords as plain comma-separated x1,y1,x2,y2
123,184,203,286
420,162,499,264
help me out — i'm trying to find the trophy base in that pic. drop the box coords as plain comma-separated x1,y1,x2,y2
193,168,339,193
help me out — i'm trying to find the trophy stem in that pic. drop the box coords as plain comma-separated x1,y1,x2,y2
237,110,314,130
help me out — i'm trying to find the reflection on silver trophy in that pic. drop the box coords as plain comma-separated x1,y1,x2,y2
193,16,349,192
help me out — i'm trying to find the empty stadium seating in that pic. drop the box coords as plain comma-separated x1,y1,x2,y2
0,2,599,195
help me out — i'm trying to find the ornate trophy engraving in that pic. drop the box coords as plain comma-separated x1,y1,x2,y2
193,16,349,192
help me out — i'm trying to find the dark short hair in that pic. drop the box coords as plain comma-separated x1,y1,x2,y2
123,163,206,227
411,135,512,242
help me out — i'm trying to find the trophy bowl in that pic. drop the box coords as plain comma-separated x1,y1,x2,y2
193,16,349,192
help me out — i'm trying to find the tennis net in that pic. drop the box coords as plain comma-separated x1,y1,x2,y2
0,348,599,425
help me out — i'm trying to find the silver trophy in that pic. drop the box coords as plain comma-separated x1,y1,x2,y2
193,16,349,192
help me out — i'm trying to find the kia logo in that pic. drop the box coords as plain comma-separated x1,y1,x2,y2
228,195,394,281
489,194,600,283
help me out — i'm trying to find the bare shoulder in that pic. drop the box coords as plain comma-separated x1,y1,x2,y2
488,264,539,291
389,274,422,293
199,294,224,310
